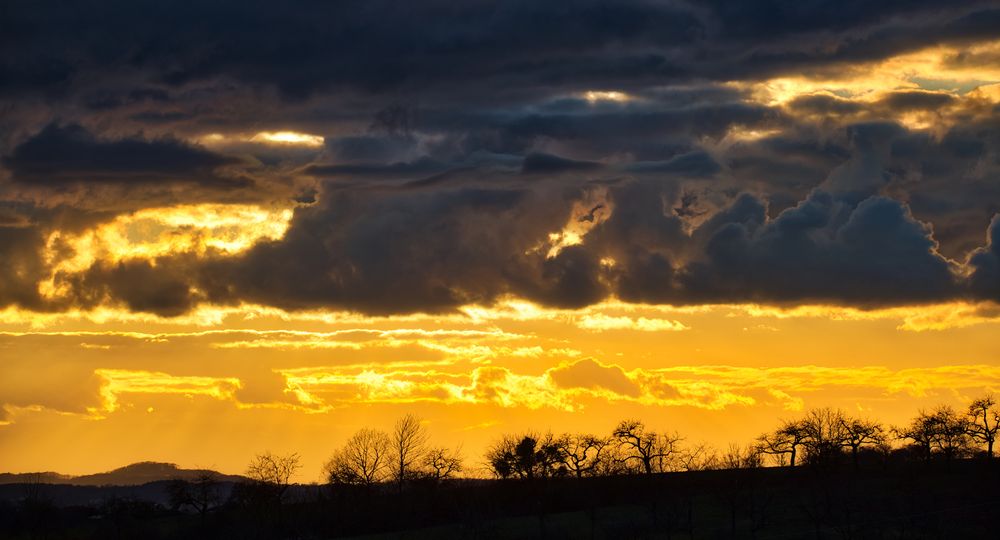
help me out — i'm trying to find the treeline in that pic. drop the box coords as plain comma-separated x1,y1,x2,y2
166,396,1000,509
482,396,1000,479
157,395,999,538
266,395,998,491
6,397,999,539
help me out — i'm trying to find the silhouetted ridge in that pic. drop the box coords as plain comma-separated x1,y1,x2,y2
0,461,242,486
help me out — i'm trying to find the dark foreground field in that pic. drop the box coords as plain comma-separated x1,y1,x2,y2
3,459,999,539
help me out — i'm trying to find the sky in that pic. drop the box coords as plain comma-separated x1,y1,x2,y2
2,0,1000,481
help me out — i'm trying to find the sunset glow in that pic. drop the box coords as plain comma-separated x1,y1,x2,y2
3,1,1000,489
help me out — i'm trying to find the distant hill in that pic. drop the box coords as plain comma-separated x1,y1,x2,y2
0,462,243,486
0,471,71,485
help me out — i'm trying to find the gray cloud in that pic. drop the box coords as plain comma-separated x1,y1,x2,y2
2,124,248,188
1,1,999,315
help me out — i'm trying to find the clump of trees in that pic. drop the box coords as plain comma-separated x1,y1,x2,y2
752,396,1000,469
483,419,695,479
323,414,463,489
756,408,886,468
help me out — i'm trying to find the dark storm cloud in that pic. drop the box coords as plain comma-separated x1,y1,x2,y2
302,158,449,181
2,0,995,103
205,185,551,314
969,218,1000,299
624,151,721,177
678,193,959,305
66,259,198,317
2,124,249,188
0,224,46,309
2,0,1000,316
877,90,958,111
521,153,602,175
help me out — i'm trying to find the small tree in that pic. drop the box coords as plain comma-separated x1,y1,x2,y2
486,433,563,479
242,451,301,532
555,434,610,478
720,443,763,470
677,442,720,471
897,406,972,462
839,416,885,469
391,414,429,489
245,451,301,503
613,419,681,474
166,473,221,528
325,428,392,487
896,410,937,462
966,395,1000,458
800,408,847,466
758,420,808,467
928,406,972,461
423,447,463,481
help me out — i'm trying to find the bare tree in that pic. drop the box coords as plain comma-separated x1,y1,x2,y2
897,406,972,462
423,446,463,481
839,415,885,469
800,408,847,466
928,405,972,460
966,395,1000,458
895,410,937,462
613,419,681,474
554,434,610,478
590,443,633,476
166,473,221,527
246,451,301,502
325,428,392,487
758,420,808,467
677,442,720,471
391,414,429,489
720,443,763,470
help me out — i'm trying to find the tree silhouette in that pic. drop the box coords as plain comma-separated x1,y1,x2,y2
486,433,563,479
391,414,429,490
514,436,539,480
555,434,610,478
719,443,764,470
242,451,301,534
486,435,518,479
927,406,972,461
896,409,938,462
613,419,681,474
245,451,300,502
800,407,847,466
839,415,885,469
423,446,463,481
897,406,972,462
758,419,808,467
966,395,1000,458
166,473,221,528
324,428,392,487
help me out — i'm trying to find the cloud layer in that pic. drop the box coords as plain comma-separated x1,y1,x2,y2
1,1,999,316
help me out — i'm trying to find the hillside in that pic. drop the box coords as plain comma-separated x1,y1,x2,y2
0,462,242,486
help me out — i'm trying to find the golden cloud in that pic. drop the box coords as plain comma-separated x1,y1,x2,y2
39,204,294,299
93,369,242,414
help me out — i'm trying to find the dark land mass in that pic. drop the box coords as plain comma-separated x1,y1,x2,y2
2,458,999,539
0,461,244,487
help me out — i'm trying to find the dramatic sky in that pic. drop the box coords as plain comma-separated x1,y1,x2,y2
2,0,1000,479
